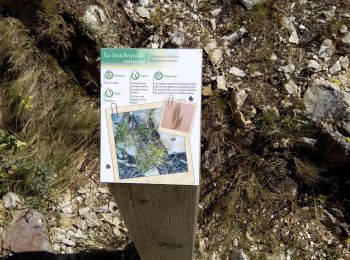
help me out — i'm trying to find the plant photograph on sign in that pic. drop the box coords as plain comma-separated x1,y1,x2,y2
107,104,193,182
159,99,196,138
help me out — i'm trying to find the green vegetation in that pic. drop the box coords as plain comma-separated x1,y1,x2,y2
114,113,167,175
0,17,99,210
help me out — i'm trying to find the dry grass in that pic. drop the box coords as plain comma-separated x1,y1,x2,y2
0,17,99,208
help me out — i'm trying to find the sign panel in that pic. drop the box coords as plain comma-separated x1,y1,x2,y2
100,49,202,185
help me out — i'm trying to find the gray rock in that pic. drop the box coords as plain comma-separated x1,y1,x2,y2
84,211,102,227
342,32,350,45
171,31,185,46
136,6,150,19
62,238,75,247
239,0,264,9
282,16,296,33
283,79,300,96
340,24,348,34
2,209,52,252
340,56,349,70
210,8,221,16
229,66,246,77
83,5,106,30
125,144,137,157
204,40,223,67
329,60,342,75
2,192,20,209
158,132,186,154
308,59,322,72
139,0,150,7
322,10,336,21
222,27,247,43
209,49,223,67
236,89,248,109
229,247,250,260
304,79,350,120
289,31,299,45
319,39,334,59
303,80,350,165
144,167,160,176
217,75,227,91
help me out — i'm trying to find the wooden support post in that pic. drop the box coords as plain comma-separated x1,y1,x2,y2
109,183,200,260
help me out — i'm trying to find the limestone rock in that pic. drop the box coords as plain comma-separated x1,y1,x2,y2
136,6,150,19
340,25,348,34
303,80,350,165
204,40,223,67
2,209,52,252
304,79,350,120
318,39,334,59
283,80,300,96
171,31,185,46
289,31,299,45
229,66,246,77
2,192,20,209
84,211,102,227
239,0,264,9
158,133,186,154
144,167,160,176
329,60,341,75
222,27,247,43
308,59,322,72
211,8,221,16
83,5,106,30
339,56,349,70
217,75,227,91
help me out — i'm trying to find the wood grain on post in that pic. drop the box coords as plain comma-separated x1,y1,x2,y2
109,183,200,260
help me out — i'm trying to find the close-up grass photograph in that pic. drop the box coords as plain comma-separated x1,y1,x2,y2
0,0,350,259
110,108,189,180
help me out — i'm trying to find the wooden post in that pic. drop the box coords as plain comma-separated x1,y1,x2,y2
109,183,200,260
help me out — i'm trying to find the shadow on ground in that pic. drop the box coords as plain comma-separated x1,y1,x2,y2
0,248,140,260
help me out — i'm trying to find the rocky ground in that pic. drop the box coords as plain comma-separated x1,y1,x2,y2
0,0,350,259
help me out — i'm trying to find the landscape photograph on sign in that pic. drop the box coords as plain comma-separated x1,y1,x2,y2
159,99,196,138
105,102,194,184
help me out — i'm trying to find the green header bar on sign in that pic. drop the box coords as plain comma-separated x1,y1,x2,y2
101,48,149,65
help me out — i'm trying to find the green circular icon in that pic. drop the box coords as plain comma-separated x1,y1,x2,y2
105,71,114,80
131,70,140,80
154,71,163,80
105,88,114,98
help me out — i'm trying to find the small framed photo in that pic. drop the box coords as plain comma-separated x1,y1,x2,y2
159,98,196,138
105,102,194,185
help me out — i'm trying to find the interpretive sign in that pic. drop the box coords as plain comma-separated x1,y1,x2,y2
100,49,202,185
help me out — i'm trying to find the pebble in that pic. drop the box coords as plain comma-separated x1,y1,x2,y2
289,31,299,44
136,6,150,19
339,56,349,69
216,75,227,90
84,211,102,227
340,25,348,34
319,39,334,59
284,63,296,74
284,79,300,96
341,32,350,45
2,192,20,209
270,52,278,61
329,60,341,74
171,31,185,46
222,27,247,43
308,59,322,72
229,66,246,77
62,238,75,247
210,8,221,16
